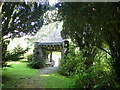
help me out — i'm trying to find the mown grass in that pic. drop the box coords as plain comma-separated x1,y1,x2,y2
40,73,75,88
2,61,39,88
2,61,75,88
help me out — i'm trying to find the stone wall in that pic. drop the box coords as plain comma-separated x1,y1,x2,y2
32,41,69,68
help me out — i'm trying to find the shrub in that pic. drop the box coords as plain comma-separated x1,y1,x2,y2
59,43,116,88
74,63,116,88
59,45,76,76
26,53,33,62
5,45,29,61
28,58,45,69
59,44,83,76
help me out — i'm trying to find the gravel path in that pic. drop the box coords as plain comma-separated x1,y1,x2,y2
38,66,58,75
14,67,58,88
15,66,58,88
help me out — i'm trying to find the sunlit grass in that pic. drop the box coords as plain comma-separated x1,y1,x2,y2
3,62,38,77
7,61,21,65
41,72,75,88
2,61,75,88
2,62,39,88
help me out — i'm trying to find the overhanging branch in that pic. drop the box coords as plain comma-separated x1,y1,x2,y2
95,46,112,57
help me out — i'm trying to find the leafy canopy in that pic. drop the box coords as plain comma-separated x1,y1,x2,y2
57,2,120,82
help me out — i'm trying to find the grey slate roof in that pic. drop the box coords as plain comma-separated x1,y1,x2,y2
40,30,64,43
40,30,64,44
36,30,64,46
37,42,63,46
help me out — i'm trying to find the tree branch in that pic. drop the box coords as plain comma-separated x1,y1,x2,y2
96,46,112,57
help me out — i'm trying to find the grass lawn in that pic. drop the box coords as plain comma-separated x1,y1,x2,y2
40,73,75,88
2,61,75,88
2,61,39,88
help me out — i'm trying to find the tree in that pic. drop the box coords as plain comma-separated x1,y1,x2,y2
2,2,49,37
57,2,120,82
1,2,49,65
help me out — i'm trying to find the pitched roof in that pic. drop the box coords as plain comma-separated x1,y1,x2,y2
40,30,64,43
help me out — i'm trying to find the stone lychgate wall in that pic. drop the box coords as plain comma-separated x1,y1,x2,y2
32,41,69,68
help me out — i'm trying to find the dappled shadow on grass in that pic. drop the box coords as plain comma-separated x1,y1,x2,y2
2,61,40,88
39,73,75,88
2,76,10,85
2,61,75,88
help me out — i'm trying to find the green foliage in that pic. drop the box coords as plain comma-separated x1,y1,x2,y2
74,60,116,88
57,2,120,81
28,58,45,69
5,45,29,61
59,43,117,88
59,44,79,76
26,53,33,62
1,2,49,66
2,2,49,37
2,39,10,67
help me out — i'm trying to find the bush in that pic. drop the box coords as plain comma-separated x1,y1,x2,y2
26,53,33,62
5,45,29,61
59,44,82,76
74,63,116,88
59,43,116,88
28,58,45,69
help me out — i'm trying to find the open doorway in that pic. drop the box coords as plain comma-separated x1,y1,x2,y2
48,52,61,67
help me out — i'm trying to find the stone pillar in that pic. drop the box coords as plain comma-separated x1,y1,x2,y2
33,42,44,62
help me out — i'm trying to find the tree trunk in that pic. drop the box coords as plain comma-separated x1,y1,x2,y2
113,55,120,83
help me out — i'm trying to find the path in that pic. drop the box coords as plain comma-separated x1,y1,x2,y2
2,65,58,88
38,66,58,75
21,66,58,88
14,66,58,88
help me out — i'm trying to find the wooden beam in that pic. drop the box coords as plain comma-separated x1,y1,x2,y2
50,51,52,62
